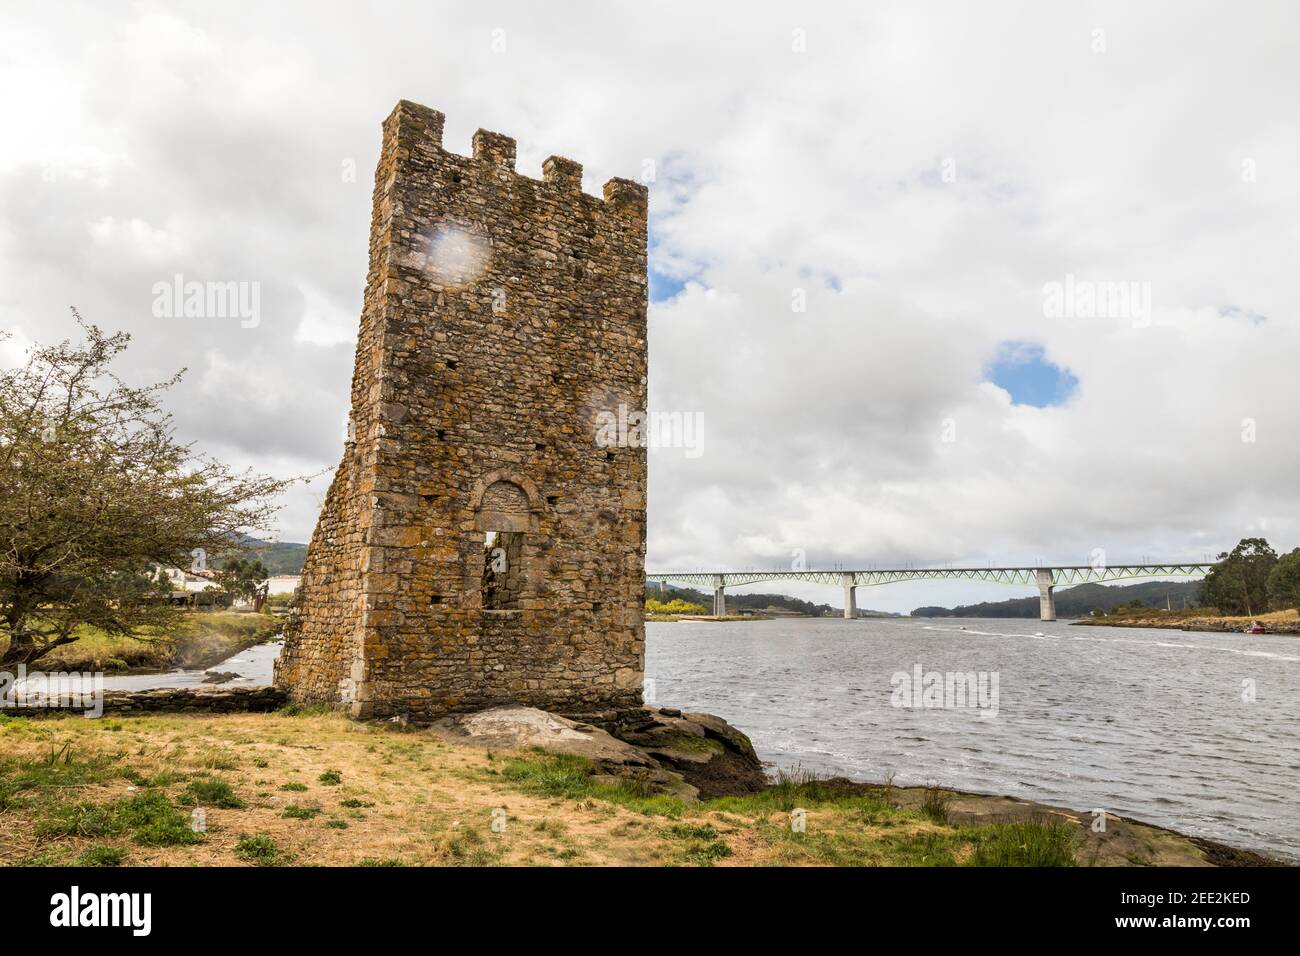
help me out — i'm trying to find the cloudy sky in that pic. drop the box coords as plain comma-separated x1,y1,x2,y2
3,1,1297,612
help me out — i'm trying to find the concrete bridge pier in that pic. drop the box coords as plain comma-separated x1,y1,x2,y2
1035,568,1056,622
711,574,726,617
842,572,857,619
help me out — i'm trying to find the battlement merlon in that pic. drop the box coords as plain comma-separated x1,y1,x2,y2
603,178,649,220
543,155,582,190
386,99,445,149
472,129,516,170
380,99,648,220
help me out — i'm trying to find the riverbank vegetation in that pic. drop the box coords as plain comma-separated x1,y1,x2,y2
647,583,837,617
24,611,278,673
1081,538,1300,633
0,711,1272,867
1200,538,1300,617
645,597,708,616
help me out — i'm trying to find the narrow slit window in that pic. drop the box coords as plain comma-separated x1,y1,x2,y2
481,530,525,609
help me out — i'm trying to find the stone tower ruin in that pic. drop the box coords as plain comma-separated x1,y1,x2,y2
276,100,648,719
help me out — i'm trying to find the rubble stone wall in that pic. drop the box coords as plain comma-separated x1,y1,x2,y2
277,101,649,719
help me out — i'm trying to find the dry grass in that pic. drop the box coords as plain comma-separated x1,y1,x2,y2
0,710,1219,867
0,712,689,866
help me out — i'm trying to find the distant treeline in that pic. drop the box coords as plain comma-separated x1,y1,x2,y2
645,583,836,616
911,580,1204,618
225,537,308,576
912,538,1300,619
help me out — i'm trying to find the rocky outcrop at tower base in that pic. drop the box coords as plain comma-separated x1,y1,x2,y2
429,705,767,801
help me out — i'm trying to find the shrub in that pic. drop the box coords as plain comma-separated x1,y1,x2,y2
282,804,321,820
234,834,279,865
77,845,125,867
180,777,245,809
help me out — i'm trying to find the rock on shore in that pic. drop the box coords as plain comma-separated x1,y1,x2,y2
429,705,767,801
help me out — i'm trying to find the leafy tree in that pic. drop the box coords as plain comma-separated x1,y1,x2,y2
1201,538,1278,616
1266,548,1300,613
215,557,270,612
0,313,293,666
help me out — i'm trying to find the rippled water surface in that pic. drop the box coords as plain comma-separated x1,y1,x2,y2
646,617,1300,860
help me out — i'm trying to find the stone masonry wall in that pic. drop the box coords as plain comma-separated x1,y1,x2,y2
276,100,649,720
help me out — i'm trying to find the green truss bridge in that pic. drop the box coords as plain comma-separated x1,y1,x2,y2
646,563,1217,622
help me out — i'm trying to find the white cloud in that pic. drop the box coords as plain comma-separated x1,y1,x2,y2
2,1,1297,612
89,217,185,260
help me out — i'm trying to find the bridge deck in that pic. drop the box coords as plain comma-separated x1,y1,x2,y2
647,564,1215,588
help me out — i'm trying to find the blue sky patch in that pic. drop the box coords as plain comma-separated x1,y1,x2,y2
985,341,1078,408
648,227,701,303
649,267,688,303
1218,305,1267,324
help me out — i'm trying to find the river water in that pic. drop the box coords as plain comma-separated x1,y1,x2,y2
96,641,282,691
646,617,1300,860
102,619,1299,859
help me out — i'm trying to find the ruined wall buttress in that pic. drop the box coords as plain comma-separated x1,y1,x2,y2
278,100,649,719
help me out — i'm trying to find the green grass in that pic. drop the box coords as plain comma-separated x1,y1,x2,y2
664,821,732,866
279,782,308,792
684,839,733,865
77,845,126,867
275,703,334,718
968,821,1078,867
920,787,952,825
445,827,499,866
234,834,280,865
318,769,342,785
486,752,1085,867
178,776,245,809
498,750,685,817
38,791,201,847
760,818,963,866
2,742,120,795
122,768,186,788
667,822,720,841
282,804,321,820
707,769,892,816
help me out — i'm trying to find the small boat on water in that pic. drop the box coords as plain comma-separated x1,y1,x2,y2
1244,621,1267,634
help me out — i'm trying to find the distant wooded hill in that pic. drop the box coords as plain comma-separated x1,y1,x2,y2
646,582,900,617
222,537,309,575
910,580,1204,618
